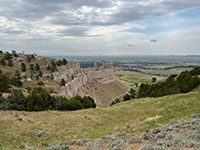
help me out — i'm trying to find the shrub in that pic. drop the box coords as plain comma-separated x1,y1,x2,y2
66,96,83,110
25,88,54,111
0,74,10,92
4,52,12,60
38,81,44,86
138,67,200,98
123,94,131,101
53,96,68,110
35,63,40,71
0,58,6,65
21,63,26,72
60,79,66,87
3,90,25,110
10,77,23,87
81,96,96,108
7,59,13,67
62,59,68,65
0,88,96,111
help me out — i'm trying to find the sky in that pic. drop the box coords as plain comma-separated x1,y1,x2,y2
0,0,200,56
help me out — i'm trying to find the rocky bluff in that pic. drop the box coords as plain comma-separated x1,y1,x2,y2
52,62,115,97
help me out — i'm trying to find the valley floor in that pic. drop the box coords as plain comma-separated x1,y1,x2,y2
1,91,200,149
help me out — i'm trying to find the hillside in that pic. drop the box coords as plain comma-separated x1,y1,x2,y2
0,51,128,106
1,91,200,149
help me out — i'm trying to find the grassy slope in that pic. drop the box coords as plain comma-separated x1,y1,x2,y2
1,90,200,149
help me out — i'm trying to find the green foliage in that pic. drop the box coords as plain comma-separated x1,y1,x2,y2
7,59,13,67
62,59,68,65
10,77,23,87
36,75,39,80
46,65,51,70
152,77,157,83
4,52,12,60
0,58,6,65
25,88,53,111
12,50,18,57
123,94,131,101
29,64,34,71
129,88,136,99
66,96,83,110
60,79,66,87
35,63,40,71
0,74,10,92
14,70,21,80
26,55,35,62
10,70,23,87
189,67,200,76
0,88,96,111
21,63,26,72
39,71,43,77
138,68,200,98
110,98,120,106
47,61,57,72
56,60,62,66
38,81,44,86
3,90,25,110
81,96,96,108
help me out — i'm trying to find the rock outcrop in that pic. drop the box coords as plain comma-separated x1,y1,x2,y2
53,63,81,82
60,62,115,97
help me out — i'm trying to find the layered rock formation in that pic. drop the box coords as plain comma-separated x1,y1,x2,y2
60,62,115,97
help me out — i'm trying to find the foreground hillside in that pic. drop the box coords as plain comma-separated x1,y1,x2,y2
1,91,200,150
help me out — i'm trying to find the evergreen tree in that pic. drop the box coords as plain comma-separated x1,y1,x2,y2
129,88,136,99
0,59,6,66
35,63,40,71
39,71,43,77
7,59,13,67
0,74,10,92
29,64,34,72
60,79,66,87
123,94,131,101
152,77,157,83
21,63,26,72
62,59,68,65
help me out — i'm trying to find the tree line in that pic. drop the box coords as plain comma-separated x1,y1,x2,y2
138,67,200,98
0,88,96,111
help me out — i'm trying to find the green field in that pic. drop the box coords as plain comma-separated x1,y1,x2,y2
1,90,200,149
122,76,151,84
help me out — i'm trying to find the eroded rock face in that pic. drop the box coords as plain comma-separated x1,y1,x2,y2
60,73,88,97
60,63,115,97
53,63,81,82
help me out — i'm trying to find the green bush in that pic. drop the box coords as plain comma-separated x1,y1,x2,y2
38,81,44,86
4,90,25,110
25,88,53,111
21,63,26,72
0,58,6,65
10,77,23,87
0,74,10,92
138,68,200,98
0,88,96,111
123,94,131,101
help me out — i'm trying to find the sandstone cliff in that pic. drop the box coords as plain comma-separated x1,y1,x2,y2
60,62,115,97
54,62,128,107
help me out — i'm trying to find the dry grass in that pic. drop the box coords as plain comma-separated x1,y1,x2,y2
1,91,200,149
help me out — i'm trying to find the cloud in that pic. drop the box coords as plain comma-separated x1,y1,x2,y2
0,0,200,55
1,0,200,26
58,27,89,37
150,40,157,42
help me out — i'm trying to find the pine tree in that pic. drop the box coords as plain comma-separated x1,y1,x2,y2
21,63,26,72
